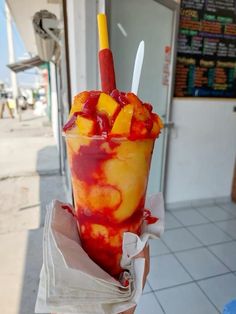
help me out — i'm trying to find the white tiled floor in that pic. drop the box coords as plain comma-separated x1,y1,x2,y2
148,254,192,290
172,208,209,226
209,242,236,272
197,206,235,222
165,212,182,229
187,223,231,245
156,283,219,314
149,238,170,257
162,228,202,251
137,201,236,314
216,220,236,239
198,274,236,312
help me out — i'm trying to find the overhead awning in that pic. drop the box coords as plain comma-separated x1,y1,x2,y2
7,56,45,73
6,0,60,55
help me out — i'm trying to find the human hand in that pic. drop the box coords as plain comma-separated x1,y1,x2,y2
119,245,150,314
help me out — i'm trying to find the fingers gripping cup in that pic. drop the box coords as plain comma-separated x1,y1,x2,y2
63,90,163,277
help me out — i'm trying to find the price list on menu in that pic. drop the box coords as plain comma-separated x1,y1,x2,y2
175,0,236,97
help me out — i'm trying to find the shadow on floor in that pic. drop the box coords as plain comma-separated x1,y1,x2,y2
18,145,67,314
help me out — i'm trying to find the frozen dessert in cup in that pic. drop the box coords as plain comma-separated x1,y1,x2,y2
63,13,163,277
63,90,163,276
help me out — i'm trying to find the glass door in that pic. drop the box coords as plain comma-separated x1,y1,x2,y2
108,0,179,196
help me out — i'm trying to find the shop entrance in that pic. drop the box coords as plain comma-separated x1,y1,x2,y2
108,0,179,195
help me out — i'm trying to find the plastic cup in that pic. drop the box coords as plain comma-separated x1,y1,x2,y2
65,134,155,277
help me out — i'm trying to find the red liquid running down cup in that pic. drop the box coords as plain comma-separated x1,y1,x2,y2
63,90,163,277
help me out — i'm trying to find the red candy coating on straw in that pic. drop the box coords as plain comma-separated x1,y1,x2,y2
97,13,116,94
99,49,116,94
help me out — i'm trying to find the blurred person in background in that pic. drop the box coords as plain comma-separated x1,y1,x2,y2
0,82,14,119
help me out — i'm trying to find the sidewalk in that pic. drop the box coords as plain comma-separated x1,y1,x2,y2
0,110,67,314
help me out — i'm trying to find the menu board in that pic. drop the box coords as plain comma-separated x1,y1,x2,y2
175,0,236,97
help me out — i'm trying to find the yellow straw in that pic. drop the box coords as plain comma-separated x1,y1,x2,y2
97,13,109,50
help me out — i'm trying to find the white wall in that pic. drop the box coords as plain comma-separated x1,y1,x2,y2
165,98,236,204
67,0,98,99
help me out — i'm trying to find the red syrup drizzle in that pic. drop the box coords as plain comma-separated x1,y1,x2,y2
62,113,78,132
64,89,162,141
76,197,145,277
81,234,122,276
60,204,122,276
67,135,155,276
77,199,144,228
71,139,118,184
61,204,78,221
122,279,129,287
144,209,159,225
119,272,130,287
70,139,125,276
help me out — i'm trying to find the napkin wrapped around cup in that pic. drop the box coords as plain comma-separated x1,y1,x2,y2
35,192,165,314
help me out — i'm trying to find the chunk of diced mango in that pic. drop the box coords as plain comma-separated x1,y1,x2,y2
97,93,119,118
150,120,160,137
76,115,95,136
110,104,134,136
150,113,163,137
70,91,90,116
157,115,164,129
126,92,150,121
126,92,142,106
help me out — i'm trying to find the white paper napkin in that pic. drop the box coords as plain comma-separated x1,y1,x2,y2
35,193,165,314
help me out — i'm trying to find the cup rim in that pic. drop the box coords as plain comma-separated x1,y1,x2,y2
62,132,156,142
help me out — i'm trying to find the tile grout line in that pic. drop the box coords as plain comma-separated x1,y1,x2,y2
164,209,236,272
181,221,236,274
171,206,212,225
214,202,236,216
207,247,236,274
213,201,236,239
193,204,236,221
171,205,236,311
150,238,236,258
145,272,167,313
194,205,236,222
152,271,233,293
211,220,236,240
194,204,236,240
151,202,236,313
193,200,236,212
152,291,167,314
156,206,236,275
166,247,220,313
182,224,235,275
165,214,236,237
164,221,236,242
146,281,167,314
167,209,236,227
160,239,221,314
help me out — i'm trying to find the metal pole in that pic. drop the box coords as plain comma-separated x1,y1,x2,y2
55,64,63,176
5,2,19,119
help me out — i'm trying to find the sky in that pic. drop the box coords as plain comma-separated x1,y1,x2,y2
0,0,39,88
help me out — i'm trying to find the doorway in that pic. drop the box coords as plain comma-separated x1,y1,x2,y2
108,0,179,195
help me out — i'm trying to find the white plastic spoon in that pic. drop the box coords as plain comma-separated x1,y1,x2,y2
131,40,145,94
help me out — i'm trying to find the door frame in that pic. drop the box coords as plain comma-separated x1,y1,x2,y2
156,0,180,195
106,0,180,196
